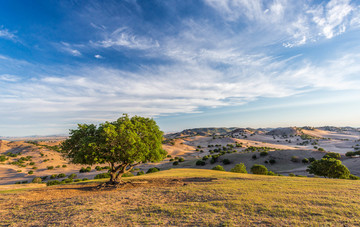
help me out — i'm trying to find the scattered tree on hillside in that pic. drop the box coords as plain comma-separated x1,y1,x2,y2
61,114,167,184
230,163,247,173
323,152,341,160
306,158,350,179
250,164,268,175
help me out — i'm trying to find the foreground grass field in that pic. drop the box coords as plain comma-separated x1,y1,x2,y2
1,169,360,226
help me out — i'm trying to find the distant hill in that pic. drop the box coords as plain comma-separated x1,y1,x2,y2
165,127,237,138
266,127,301,136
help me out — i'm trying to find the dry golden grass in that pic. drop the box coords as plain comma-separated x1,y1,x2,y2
1,169,360,226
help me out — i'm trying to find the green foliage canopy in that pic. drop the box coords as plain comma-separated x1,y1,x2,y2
230,163,247,173
61,114,167,183
306,158,350,179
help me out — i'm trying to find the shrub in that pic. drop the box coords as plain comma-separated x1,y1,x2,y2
318,148,325,152
57,173,66,178
32,167,38,170
95,166,102,171
252,154,257,160
178,157,185,162
62,164,67,168
167,155,171,158
196,160,206,166
202,156,209,161
308,157,316,163
68,173,77,179
122,172,134,177
173,161,179,165
230,163,247,173
212,165,225,171
264,161,269,164
346,151,356,157
80,166,91,173
289,173,295,177
307,158,350,179
174,157,179,160
222,159,231,165
28,170,34,175
137,171,145,176
47,166,54,170
46,180,61,186
74,179,82,182
267,171,276,176
260,151,268,156
22,181,28,184
146,167,160,174
250,164,268,175
50,174,57,179
32,177,42,183
29,162,35,165
0,155,9,162
349,174,360,180
323,152,341,160
56,165,60,168
291,156,300,163
269,159,276,164
82,178,88,181
62,178,73,183
94,173,111,179
302,158,309,164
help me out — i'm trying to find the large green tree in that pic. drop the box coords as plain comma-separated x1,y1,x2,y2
306,158,350,179
61,114,167,184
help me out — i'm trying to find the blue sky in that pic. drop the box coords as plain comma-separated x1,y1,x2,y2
0,0,360,136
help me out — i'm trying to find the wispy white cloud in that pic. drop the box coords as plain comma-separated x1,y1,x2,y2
0,74,20,82
0,26,16,40
92,27,159,50
94,54,103,59
203,0,360,48
58,42,82,56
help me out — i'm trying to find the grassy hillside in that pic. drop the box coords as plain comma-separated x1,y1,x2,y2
1,169,360,226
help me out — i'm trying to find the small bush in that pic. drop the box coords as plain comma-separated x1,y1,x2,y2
50,174,57,179
308,157,316,163
74,179,81,182
230,163,247,173
173,161,179,166
0,155,9,162
94,173,110,179
29,162,35,165
178,157,185,162
252,154,257,160
212,165,225,171
28,170,34,175
32,166,38,170
222,159,231,165
260,151,268,157
269,159,276,164
302,158,309,164
57,173,66,178
196,160,206,166
56,165,60,168
250,164,268,175
169,158,174,161
32,177,42,183
68,173,77,179
146,167,160,174
82,178,88,181
62,178,73,183
202,156,209,161
47,166,54,170
22,181,28,184
95,166,102,171
122,172,134,177
46,180,61,186
80,166,91,173
318,148,325,152
137,171,145,176
289,173,295,177
291,156,300,162
267,171,276,176
62,164,67,168
349,174,360,180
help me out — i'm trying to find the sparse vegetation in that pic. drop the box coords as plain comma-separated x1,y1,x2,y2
251,164,268,175
212,165,225,171
230,163,247,173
